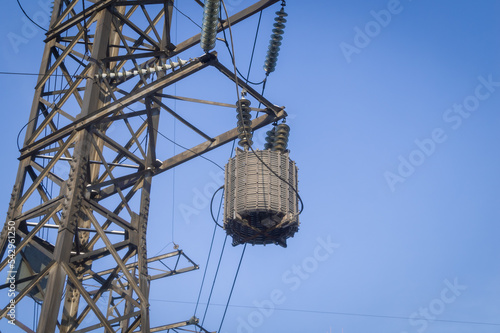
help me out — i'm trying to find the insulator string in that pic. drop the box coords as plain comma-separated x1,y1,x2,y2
200,0,221,52
264,5,287,75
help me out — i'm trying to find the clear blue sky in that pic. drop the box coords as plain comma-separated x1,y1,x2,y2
0,0,499,332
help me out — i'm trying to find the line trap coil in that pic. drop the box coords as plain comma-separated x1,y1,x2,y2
223,148,299,247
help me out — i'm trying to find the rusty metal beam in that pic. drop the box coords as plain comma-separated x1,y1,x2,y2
157,109,286,173
19,53,215,160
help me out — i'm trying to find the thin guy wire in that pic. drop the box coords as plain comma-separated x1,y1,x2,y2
149,298,500,327
221,0,240,115
244,10,263,84
219,10,265,86
217,243,247,332
201,234,228,326
221,29,265,86
171,3,179,246
0,71,68,76
193,223,218,317
194,137,236,319
173,3,202,29
16,0,48,31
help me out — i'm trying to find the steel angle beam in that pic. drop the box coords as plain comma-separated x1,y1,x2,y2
19,53,216,160
157,109,287,173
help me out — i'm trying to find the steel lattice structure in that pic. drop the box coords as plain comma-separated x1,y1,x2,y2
0,0,286,331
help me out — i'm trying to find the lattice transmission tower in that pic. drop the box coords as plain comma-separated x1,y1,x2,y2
0,0,288,331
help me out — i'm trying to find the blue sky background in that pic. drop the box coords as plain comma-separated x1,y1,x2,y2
0,0,499,332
